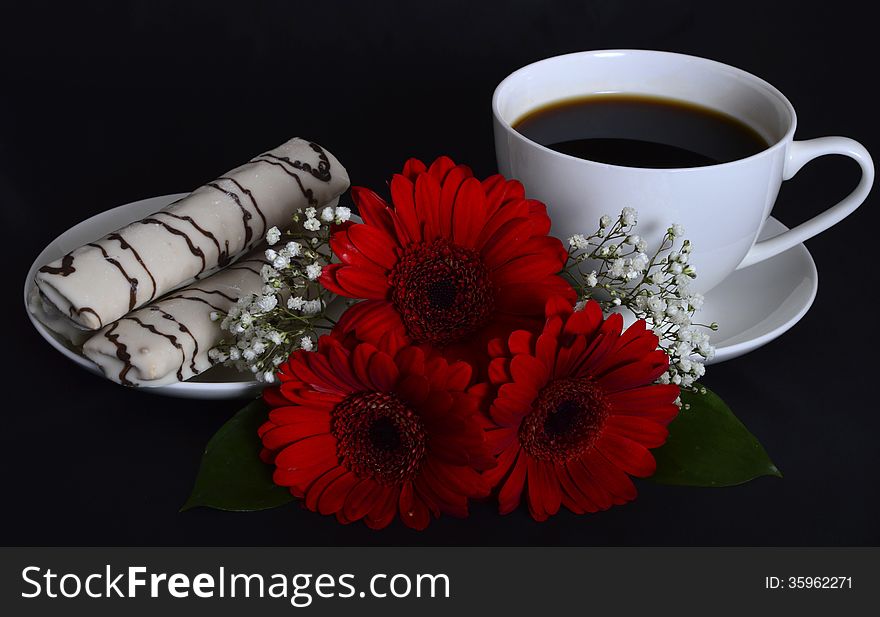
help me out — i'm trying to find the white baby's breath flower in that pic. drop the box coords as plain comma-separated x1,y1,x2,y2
306,262,323,280
305,207,317,219
256,294,278,313
569,234,590,250
263,371,276,383
335,206,351,222
300,336,314,351
285,241,302,257
272,254,291,270
302,299,322,315
622,207,638,226
260,265,278,281
303,218,321,232
266,226,282,245
287,296,305,311
599,215,612,228
670,223,685,237
268,329,284,345
585,271,598,287
209,311,220,322
321,206,335,222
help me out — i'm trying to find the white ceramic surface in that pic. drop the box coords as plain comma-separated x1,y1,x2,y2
700,217,817,364
26,195,817,397
493,49,872,294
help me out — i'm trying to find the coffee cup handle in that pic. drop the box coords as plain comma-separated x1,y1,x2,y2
737,136,874,269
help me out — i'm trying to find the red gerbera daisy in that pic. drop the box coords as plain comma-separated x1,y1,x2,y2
259,334,495,530
320,156,575,363
483,297,680,521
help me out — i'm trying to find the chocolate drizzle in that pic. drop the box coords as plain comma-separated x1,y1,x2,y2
185,288,238,302
107,232,157,302
125,317,186,381
71,306,102,328
87,242,139,311
250,158,318,208
166,294,224,312
206,181,255,247
150,307,200,374
103,322,134,386
39,253,76,276
140,218,206,273
161,212,232,267
218,176,267,242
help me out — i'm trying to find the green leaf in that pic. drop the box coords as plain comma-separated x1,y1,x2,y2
650,386,782,487
182,399,294,512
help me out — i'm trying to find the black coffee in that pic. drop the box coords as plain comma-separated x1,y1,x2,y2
512,94,768,168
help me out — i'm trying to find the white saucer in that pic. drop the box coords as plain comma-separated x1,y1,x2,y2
25,195,817,398
700,217,818,364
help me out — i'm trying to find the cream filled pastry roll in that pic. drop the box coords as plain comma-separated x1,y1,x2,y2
35,138,349,331
81,253,268,387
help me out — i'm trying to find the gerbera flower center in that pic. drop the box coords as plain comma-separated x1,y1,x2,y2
331,391,427,485
519,378,610,462
389,238,495,346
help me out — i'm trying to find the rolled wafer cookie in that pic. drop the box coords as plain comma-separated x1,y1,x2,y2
81,252,269,387
35,138,349,331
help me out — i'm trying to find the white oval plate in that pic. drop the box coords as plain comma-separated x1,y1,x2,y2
25,195,817,399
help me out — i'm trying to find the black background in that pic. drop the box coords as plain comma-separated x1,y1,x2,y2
1,0,877,546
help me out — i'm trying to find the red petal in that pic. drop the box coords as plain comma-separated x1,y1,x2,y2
507,330,535,356
394,345,425,378
261,420,330,451
427,156,458,182
303,466,347,512
496,277,577,316
396,374,430,405
510,353,549,391
581,450,638,502
368,350,400,391
498,381,538,407
336,300,406,346
490,394,531,427
329,229,387,273
399,488,431,530
596,351,670,392
606,415,670,448
438,166,470,240
596,433,657,478
498,449,528,514
348,224,398,270
566,458,613,510
343,478,382,522
452,177,487,248
401,158,427,180
317,471,360,515
350,186,398,240
273,433,337,471
414,173,441,242
480,218,534,267
364,485,398,530
334,266,390,300
488,357,512,385
555,462,599,513
444,360,472,391
390,174,422,242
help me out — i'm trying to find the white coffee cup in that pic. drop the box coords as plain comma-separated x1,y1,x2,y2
492,50,874,294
